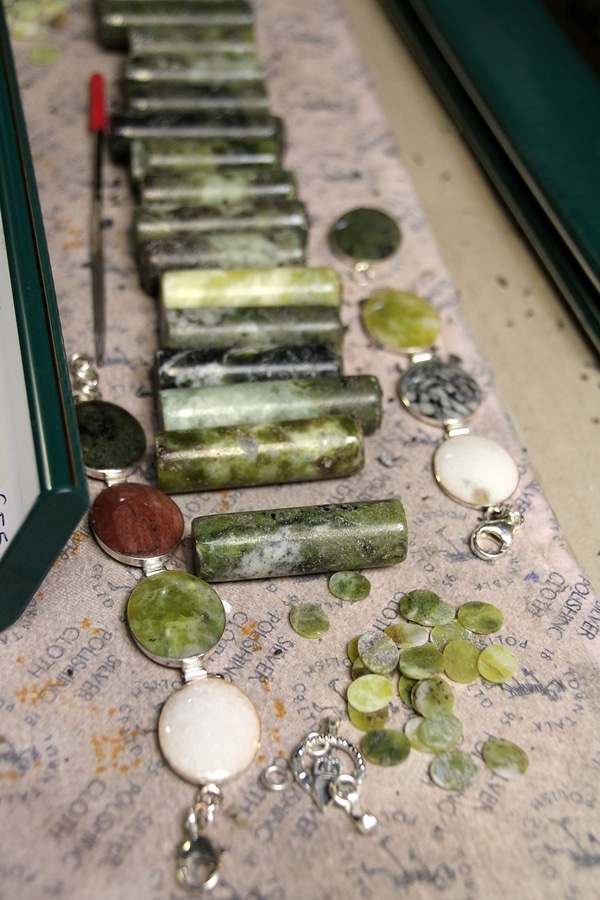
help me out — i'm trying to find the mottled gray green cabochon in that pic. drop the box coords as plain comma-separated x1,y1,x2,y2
360,729,411,766
289,603,330,639
192,498,407,581
76,400,146,476
328,207,401,264
328,571,371,602
429,750,478,790
482,738,529,779
361,289,440,354
399,589,455,626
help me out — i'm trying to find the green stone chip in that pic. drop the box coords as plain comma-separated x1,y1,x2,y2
360,729,411,766
347,636,360,662
457,601,504,634
482,738,529,780
443,639,481,683
398,644,444,679
289,603,330,639
399,590,455,626
385,622,429,649
358,630,400,675
429,750,479,791
430,621,474,651
411,676,455,717
348,703,390,732
398,674,418,708
351,656,371,679
477,645,518,683
328,570,371,602
418,714,463,753
346,673,395,714
404,716,431,753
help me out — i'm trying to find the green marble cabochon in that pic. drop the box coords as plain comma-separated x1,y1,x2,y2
127,570,226,662
76,400,146,474
361,289,441,353
328,207,401,263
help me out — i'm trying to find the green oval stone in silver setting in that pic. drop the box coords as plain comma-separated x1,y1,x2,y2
127,570,226,665
328,207,401,265
361,289,440,354
76,399,146,479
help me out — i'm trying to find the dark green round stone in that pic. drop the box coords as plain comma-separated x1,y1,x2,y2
76,400,146,475
360,728,411,766
127,570,226,662
328,207,401,263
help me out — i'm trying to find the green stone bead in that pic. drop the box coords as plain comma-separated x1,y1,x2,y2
155,416,364,493
159,375,382,434
328,571,371,602
76,400,146,477
161,305,344,354
430,620,474,651
360,729,411,766
361,289,440,353
98,4,255,51
135,200,308,243
130,137,282,183
140,167,296,207
127,570,226,663
398,674,418,708
129,24,257,56
192,498,408,581
126,50,264,85
160,265,341,309
384,622,429,649
289,603,330,639
328,207,401,263
404,716,431,753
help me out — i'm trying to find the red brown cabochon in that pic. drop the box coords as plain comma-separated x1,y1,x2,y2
90,483,184,558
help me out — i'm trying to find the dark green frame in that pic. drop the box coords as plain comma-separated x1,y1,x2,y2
0,10,88,629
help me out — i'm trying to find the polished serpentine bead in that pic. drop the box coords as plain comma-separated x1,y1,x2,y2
139,167,296,207
192,498,408,581
159,375,382,434
155,415,364,493
130,137,282,183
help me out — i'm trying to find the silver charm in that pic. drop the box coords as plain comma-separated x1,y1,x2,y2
261,717,377,834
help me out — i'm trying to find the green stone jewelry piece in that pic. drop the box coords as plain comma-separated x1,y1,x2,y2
411,676,455,718
429,750,478,791
328,571,371,602
328,207,401,284
361,289,441,354
482,738,529,780
289,603,330,640
360,729,411,767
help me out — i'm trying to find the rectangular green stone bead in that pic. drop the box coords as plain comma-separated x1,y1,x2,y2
126,51,264,83
128,24,257,55
97,2,254,50
125,81,270,115
134,200,308,243
138,230,306,293
192,498,408,581
160,266,341,308
156,344,342,388
160,305,345,353
158,375,382,434
130,137,282,182
139,168,296,207
109,113,283,163
156,415,364,493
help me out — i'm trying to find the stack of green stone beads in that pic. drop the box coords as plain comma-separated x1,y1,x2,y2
94,0,384,496
346,590,529,789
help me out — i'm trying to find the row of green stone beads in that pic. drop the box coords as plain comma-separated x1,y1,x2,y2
344,590,528,788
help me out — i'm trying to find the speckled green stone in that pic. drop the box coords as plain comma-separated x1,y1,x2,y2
135,200,308,243
346,673,395,714
140,167,296,206
76,400,146,477
127,570,226,663
328,207,401,263
129,24,257,55
411,677,455,717
482,738,529,780
126,50,264,85
398,644,445,679
159,376,382,435
477,645,518,683
429,750,478,791
289,603,330,639
328,571,371,602
357,631,399,675
127,81,269,115
418,714,463,753
130,137,282,183
404,716,430,753
360,729,410,766
161,306,344,354
384,622,429,649
443,639,481,684
347,703,389,732
155,416,364,493
399,590,455,626
398,675,418,707
99,6,255,51
361,289,440,353
160,265,341,309
430,621,474,651
193,498,407,581
457,601,504,634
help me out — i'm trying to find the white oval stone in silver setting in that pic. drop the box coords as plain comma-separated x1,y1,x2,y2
158,677,260,784
433,434,519,508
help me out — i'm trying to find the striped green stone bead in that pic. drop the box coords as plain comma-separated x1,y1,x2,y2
160,266,341,309
192,498,408,581
158,375,382,434
155,415,365,493
126,81,270,114
139,168,297,207
161,306,344,353
130,137,282,183
126,51,264,84
128,25,257,55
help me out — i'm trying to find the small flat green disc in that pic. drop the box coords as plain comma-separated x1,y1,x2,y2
328,207,401,263
127,570,226,663
477,645,518,683
418,714,463,753
385,622,429,649
361,289,440,353
443,639,481,683
289,603,330,639
358,630,400,675
352,656,371,679
347,636,361,662
399,590,455,626
398,644,444,679
347,673,395,714
361,729,411,766
328,571,371,602
348,702,389,732
457,601,504,634
429,750,478,791
404,716,430,753
398,674,418,708
482,738,529,779
411,676,455,717
430,621,473,651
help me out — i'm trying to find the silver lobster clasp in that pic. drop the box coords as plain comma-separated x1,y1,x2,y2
470,506,524,561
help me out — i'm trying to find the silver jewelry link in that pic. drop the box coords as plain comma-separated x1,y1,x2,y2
69,352,102,402
176,785,223,893
470,506,524,561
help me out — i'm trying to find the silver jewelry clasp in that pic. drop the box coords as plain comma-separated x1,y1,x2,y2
176,785,223,893
470,506,524,561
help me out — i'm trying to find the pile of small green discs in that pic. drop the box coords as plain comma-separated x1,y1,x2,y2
346,589,528,789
